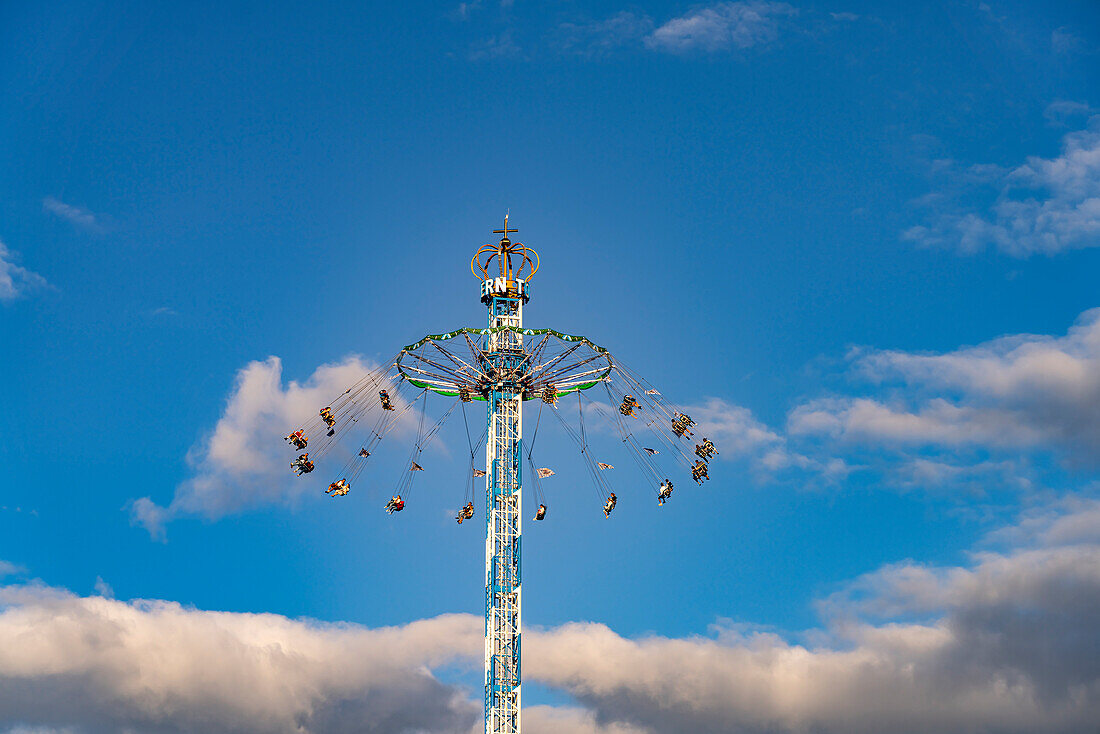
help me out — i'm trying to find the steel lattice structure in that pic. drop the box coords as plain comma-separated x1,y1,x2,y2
482,294,524,733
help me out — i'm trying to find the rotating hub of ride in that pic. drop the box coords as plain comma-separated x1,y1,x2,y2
395,326,613,404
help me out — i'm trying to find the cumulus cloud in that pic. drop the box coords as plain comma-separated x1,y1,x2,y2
790,308,1100,464
985,494,1100,548
529,496,1100,734
8,496,1100,733
130,355,381,538
820,499,1100,705
0,585,482,734
0,584,651,734
0,240,49,303
687,397,847,479
789,397,1050,448
42,198,103,233
645,1,797,53
689,397,784,456
0,578,661,734
903,115,1100,255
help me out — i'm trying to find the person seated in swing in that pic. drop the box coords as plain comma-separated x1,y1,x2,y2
291,453,313,475
326,479,349,496
320,406,336,427
534,504,547,521
672,416,694,439
692,460,710,483
657,480,674,506
603,493,617,517
694,437,718,461
286,430,308,449
385,494,405,513
456,501,475,524
619,395,638,417
379,390,395,410
694,440,716,461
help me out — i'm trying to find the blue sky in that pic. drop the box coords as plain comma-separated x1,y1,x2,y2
2,2,1100,732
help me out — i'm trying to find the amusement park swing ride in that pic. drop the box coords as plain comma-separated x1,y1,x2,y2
283,218,719,734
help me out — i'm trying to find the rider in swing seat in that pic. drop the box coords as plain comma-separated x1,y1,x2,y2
603,493,617,517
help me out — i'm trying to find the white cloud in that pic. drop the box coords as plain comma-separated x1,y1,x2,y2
985,494,1100,548
0,583,651,734
690,397,784,456
903,116,1100,255
675,398,848,481
530,497,1100,734
790,308,1100,463
7,496,1100,733
646,1,796,53
818,499,1100,705
0,585,482,734
42,197,103,233
0,240,49,303
130,355,381,538
789,397,1050,448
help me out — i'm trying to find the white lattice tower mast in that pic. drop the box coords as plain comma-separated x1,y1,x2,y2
478,216,533,734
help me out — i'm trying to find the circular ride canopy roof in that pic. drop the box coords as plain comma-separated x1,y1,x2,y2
396,326,613,401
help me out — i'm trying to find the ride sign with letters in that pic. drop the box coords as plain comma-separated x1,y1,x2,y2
481,277,528,300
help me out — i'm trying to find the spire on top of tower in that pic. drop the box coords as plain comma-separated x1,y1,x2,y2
472,215,539,304
493,212,519,246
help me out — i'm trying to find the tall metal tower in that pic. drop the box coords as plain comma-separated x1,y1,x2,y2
478,216,531,733
299,218,695,733
389,221,615,734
